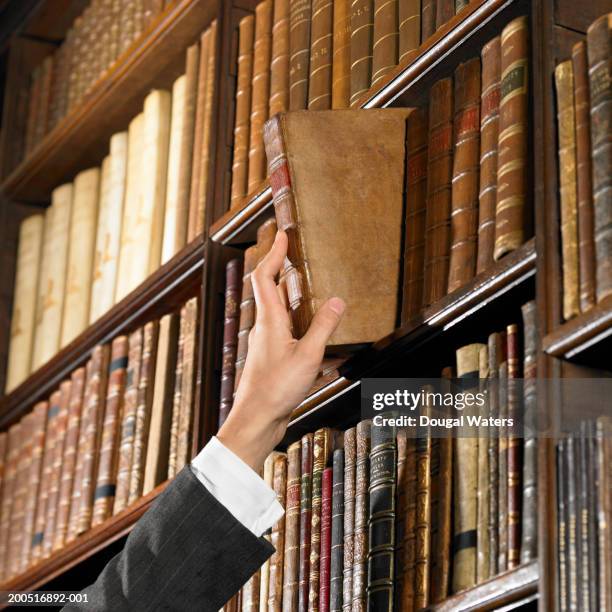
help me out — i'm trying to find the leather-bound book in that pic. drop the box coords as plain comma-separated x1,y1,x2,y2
264,110,410,345
270,0,290,116
242,566,261,612
0,432,6,572
260,453,277,610
342,427,356,611
5,213,44,392
248,2,273,193
571,41,596,313
320,466,334,612
497,359,509,572
414,414,431,609
268,453,288,612
289,0,312,110
435,0,453,31
330,448,344,612
282,440,302,610
332,0,351,109
114,328,143,513
520,301,537,563
54,368,86,550
421,0,436,41
24,65,42,154
92,336,128,526
556,440,569,611
299,432,314,612
308,0,334,111
231,15,255,208
398,0,419,64
350,0,374,106
423,78,453,306
453,344,485,592
587,14,612,303
0,424,21,579
367,422,396,611
566,435,579,609
493,16,529,260
555,61,580,321
448,57,481,293
476,348,490,583
577,424,593,611
477,36,501,274
352,420,371,611
401,110,428,323
596,417,612,610
371,0,398,88
219,259,243,426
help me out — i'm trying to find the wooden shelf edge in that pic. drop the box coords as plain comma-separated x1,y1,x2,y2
0,481,169,596
0,237,205,428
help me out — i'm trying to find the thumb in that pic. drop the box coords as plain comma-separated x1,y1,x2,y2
297,297,345,361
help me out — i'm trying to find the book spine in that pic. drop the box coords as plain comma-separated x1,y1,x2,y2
260,454,276,611
421,0,436,41
268,454,288,612
350,0,374,107
289,0,312,110
577,424,591,611
587,14,612,303
0,433,6,572
92,336,128,526
308,0,334,110
476,346,490,584
298,433,314,612
331,0,351,109
435,0,453,31
572,41,596,312
0,424,21,580
596,417,612,611
167,315,185,479
566,436,579,609
319,467,333,612
423,77,454,306
493,15,529,260
330,449,344,612
371,0,398,88
455,0,469,11
497,359,509,572
282,441,302,610
557,440,568,612
398,0,419,64
342,427,356,611
269,0,290,116
414,419,431,608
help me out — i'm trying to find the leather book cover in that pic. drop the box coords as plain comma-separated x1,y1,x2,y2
0,432,6,573
342,427,356,611
350,0,374,106
92,335,128,526
330,448,344,612
319,466,333,612
421,0,436,41
596,417,612,610
399,0,420,64
0,423,21,579
352,419,371,612
476,347,490,583
555,61,580,320
268,453,288,612
577,424,592,611
270,0,290,116
401,106,428,323
520,301,537,563
455,0,469,11
289,0,312,110
556,440,569,611
477,36,501,274
572,41,596,313
308,0,334,110
448,57,481,293
114,328,143,513
283,440,302,610
298,432,314,612
24,65,41,155
587,14,612,303
371,0,398,88
414,414,431,609
167,313,185,479
452,344,484,592
497,359,509,572
219,259,243,426
566,436,579,609
332,0,351,109
242,566,261,612
493,16,529,260
231,15,255,208
367,422,396,612
423,78,453,306
248,2,273,193
435,0,453,31
260,453,277,610
264,110,410,346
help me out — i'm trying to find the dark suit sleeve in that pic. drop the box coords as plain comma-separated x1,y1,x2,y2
63,466,274,612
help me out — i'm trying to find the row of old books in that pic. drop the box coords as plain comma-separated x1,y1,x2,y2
554,12,612,322
223,300,538,611
556,418,612,611
229,0,477,209
0,296,199,585
10,0,168,170
4,23,217,394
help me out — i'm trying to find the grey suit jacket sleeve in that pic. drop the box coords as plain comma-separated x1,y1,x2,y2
64,466,274,612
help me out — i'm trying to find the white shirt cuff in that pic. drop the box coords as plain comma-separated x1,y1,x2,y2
190,436,284,538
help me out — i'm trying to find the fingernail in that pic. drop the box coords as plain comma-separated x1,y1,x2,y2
328,297,346,315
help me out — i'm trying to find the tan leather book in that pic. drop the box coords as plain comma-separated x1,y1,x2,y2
61,167,100,347
372,0,399,88
555,61,580,321
477,36,501,274
342,427,356,611
476,346,490,583
0,423,21,579
128,320,159,504
5,213,44,392
350,0,374,107
399,0,420,64
268,453,288,612
571,41,596,313
423,77,453,306
259,452,277,611
264,110,410,346
32,183,73,371
230,15,255,209
289,0,312,110
435,0,453,31
92,336,128,526
421,0,436,42
115,113,145,301
415,406,432,609
497,359,508,572
493,16,529,260
269,0,290,116
448,57,481,293
331,0,351,109
308,0,334,110
282,441,301,610
143,313,179,493
167,313,185,479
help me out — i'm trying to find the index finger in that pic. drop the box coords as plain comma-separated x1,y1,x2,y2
251,230,289,319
